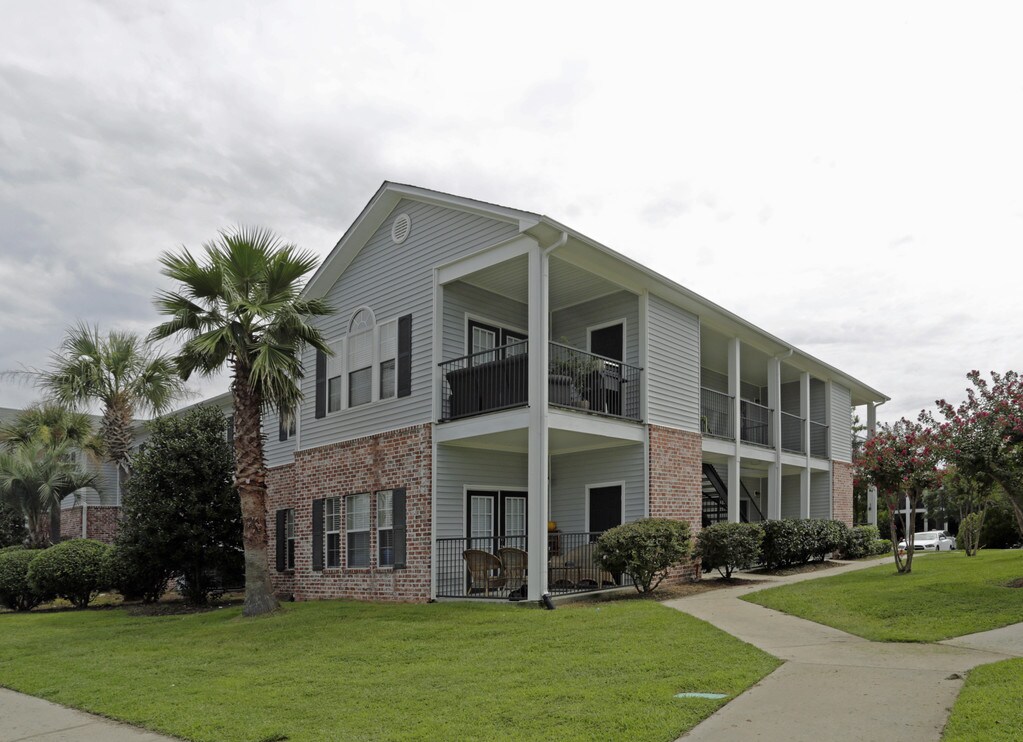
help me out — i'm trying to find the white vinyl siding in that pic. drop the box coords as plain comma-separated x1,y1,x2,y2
549,444,645,532
301,200,519,450
830,383,853,462
647,293,700,430
442,282,527,363
810,471,831,520
781,474,802,519
551,290,639,368
434,446,527,540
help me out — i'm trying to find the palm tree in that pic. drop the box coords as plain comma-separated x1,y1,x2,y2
150,226,332,617
33,324,186,488
0,439,97,547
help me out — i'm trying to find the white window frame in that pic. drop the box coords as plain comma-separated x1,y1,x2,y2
285,508,296,570
326,308,404,414
325,496,341,568
346,492,371,568
583,481,626,532
376,489,394,567
464,313,528,356
585,317,627,361
378,319,398,401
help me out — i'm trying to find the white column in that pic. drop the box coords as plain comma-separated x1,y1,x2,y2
727,339,741,522
799,371,811,518
799,469,810,519
768,357,781,453
727,455,741,524
768,462,782,520
866,401,878,526
527,244,550,602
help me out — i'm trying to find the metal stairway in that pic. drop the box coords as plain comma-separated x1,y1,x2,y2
701,463,764,525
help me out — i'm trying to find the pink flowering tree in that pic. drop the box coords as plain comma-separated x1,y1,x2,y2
855,417,941,573
934,370,1023,537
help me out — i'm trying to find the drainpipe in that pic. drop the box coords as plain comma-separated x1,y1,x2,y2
81,499,88,539
541,231,567,526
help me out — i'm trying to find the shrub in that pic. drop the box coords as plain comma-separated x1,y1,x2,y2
104,543,172,604
117,407,242,606
0,502,26,548
28,539,110,608
696,522,763,578
760,520,803,569
872,538,893,555
596,518,691,593
805,520,850,562
0,548,45,611
844,525,882,559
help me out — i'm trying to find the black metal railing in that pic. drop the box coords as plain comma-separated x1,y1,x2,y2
810,421,829,458
548,343,641,421
780,411,805,453
700,388,733,438
435,531,625,599
438,341,642,422
740,399,772,447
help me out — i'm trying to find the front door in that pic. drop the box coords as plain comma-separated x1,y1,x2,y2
588,324,624,415
467,490,528,552
588,485,622,536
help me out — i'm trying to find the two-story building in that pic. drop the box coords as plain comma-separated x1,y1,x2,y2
262,182,888,603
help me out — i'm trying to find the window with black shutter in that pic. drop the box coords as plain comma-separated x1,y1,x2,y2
397,314,412,397
311,498,324,570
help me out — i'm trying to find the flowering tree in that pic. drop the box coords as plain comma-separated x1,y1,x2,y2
855,418,941,573
935,370,1023,537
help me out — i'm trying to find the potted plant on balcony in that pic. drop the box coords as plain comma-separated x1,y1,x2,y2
550,340,605,408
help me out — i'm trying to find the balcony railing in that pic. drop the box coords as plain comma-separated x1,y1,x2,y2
438,341,641,422
810,421,829,458
700,388,734,438
780,411,805,454
740,399,772,447
435,532,627,599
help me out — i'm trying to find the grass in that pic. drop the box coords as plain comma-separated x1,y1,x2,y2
742,550,1023,642
944,659,1023,741
0,598,779,741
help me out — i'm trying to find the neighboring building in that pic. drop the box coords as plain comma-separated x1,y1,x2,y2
260,182,889,604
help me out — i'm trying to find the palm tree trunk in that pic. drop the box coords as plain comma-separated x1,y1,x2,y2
101,397,135,477
233,365,279,617
49,506,61,544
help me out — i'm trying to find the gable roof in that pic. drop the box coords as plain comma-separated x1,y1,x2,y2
305,182,888,407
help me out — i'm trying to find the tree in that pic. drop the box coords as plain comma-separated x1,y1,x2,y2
0,501,26,548
935,370,1023,537
115,406,242,606
27,324,185,486
855,418,941,573
150,226,332,616
0,440,97,547
923,466,994,556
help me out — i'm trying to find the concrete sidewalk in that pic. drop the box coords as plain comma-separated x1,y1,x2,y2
664,558,1023,742
0,688,177,742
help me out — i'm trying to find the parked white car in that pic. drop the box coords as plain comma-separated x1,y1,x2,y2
897,530,957,552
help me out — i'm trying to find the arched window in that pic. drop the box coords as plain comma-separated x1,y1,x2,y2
347,308,376,407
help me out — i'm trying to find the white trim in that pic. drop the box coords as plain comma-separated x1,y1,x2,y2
461,484,529,541
436,234,536,285
463,313,528,355
583,481,625,532
585,317,627,360
432,270,442,425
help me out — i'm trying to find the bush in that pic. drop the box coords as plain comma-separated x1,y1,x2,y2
0,548,45,610
804,520,850,562
28,539,110,608
872,538,893,555
595,518,691,593
696,522,763,578
0,502,26,548
843,525,882,559
104,543,172,603
760,520,804,570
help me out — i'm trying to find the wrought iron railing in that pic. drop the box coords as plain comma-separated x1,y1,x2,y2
700,388,733,438
780,411,805,453
438,341,641,422
435,531,626,599
810,421,829,458
740,399,772,447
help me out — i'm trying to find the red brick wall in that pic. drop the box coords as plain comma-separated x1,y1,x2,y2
265,424,433,603
832,460,854,526
59,506,120,543
647,424,703,581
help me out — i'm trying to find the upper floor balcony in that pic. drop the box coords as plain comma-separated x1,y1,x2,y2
439,340,642,423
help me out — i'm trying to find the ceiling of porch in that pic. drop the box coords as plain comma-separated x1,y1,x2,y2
440,427,641,456
459,255,628,312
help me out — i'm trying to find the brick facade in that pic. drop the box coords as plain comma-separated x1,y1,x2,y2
647,424,703,581
832,460,854,526
265,424,432,603
59,505,120,543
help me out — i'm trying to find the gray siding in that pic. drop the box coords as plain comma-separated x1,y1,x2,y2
701,367,728,394
809,378,826,423
550,444,645,531
810,470,831,520
780,474,802,519
301,200,519,451
443,281,527,361
551,291,639,368
434,446,527,540
647,293,700,430
780,381,800,415
262,407,296,469
830,383,853,462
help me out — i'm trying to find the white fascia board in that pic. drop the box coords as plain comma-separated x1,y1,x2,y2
435,234,535,285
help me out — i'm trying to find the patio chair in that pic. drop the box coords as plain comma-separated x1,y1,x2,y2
497,546,528,596
563,543,617,588
462,549,506,597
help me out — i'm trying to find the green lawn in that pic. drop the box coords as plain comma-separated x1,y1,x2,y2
0,599,779,741
743,550,1023,642
944,659,1023,741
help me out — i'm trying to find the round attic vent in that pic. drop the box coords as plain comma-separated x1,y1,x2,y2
391,213,411,244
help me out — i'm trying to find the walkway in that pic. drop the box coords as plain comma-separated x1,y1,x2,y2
664,558,1023,742
0,688,177,742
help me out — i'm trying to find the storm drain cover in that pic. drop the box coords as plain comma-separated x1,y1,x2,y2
675,692,727,700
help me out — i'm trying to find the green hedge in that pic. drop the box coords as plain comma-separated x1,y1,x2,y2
844,525,881,559
696,522,763,578
0,548,45,611
28,539,111,608
596,518,691,593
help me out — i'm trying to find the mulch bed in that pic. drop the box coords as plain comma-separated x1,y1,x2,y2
748,560,845,577
1006,577,1023,589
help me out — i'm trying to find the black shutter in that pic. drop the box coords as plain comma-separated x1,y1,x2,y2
312,498,324,571
275,509,287,572
314,349,327,419
392,487,407,569
397,314,412,398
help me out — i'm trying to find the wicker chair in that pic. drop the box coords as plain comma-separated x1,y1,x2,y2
563,543,617,588
462,549,506,596
497,546,528,595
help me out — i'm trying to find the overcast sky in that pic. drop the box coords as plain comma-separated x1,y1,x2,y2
2,1,1021,425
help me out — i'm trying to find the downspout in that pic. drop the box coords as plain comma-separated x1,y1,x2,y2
540,231,567,530
81,499,88,539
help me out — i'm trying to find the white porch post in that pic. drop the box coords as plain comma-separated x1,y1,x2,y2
866,401,878,526
768,357,781,454
727,339,741,522
800,371,811,518
526,243,550,602
768,462,782,521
